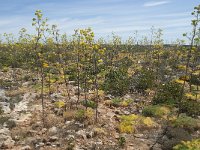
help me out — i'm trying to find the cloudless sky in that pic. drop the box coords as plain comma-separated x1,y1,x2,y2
0,0,199,43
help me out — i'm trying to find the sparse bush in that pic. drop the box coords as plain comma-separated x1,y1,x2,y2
103,68,130,96
131,69,155,92
63,110,76,121
180,99,200,117
153,81,182,105
189,74,200,86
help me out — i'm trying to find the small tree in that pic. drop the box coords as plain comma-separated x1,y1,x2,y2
32,10,49,126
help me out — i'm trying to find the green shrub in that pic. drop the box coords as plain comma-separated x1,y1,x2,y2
103,68,130,96
180,99,200,117
189,74,200,86
172,115,200,132
132,69,155,92
54,101,65,108
75,109,86,122
142,105,170,118
0,116,10,125
118,136,126,148
115,57,133,70
111,98,122,107
2,66,9,72
82,100,97,109
23,74,31,81
173,138,200,150
153,81,182,105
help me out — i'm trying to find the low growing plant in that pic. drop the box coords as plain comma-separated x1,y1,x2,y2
173,138,200,150
142,105,171,118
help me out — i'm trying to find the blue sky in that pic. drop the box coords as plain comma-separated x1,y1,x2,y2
0,0,199,43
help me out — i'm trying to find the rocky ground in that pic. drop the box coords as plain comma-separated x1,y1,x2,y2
0,68,199,150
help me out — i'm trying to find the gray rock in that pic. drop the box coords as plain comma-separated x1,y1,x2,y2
134,99,140,103
38,142,45,147
46,142,51,146
73,86,83,95
41,128,47,134
48,126,58,135
22,82,30,87
69,81,76,84
86,131,94,139
67,135,75,140
21,145,31,150
74,122,84,128
105,94,113,100
123,110,130,115
0,102,11,114
123,94,132,100
24,137,36,145
55,142,61,147
65,120,73,126
0,137,15,149
76,130,87,140
0,128,10,135
49,136,58,142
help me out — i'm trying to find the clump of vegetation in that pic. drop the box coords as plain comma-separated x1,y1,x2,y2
153,81,182,105
119,114,157,133
6,120,16,129
54,101,65,108
118,136,126,148
82,100,97,109
132,69,155,92
22,74,32,81
0,116,10,125
142,105,171,118
180,98,200,117
171,115,200,132
104,98,132,107
173,139,200,150
75,109,85,122
111,98,122,107
63,110,76,121
74,109,94,122
120,99,132,107
103,68,130,96
0,117,16,129
2,66,9,72
0,79,19,89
